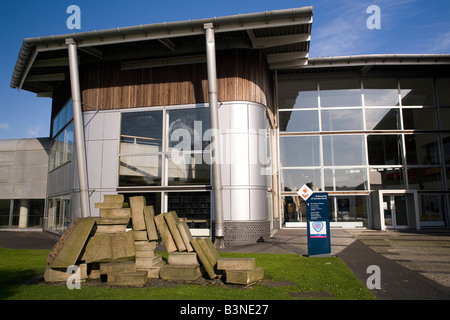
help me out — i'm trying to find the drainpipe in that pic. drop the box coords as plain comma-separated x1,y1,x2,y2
204,23,224,248
66,38,90,218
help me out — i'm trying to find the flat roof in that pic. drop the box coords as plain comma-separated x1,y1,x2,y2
10,7,313,96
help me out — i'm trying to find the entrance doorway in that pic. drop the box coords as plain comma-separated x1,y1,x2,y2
375,190,420,230
383,194,408,229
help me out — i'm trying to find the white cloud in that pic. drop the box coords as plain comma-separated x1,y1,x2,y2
26,125,41,137
427,31,450,54
0,123,10,131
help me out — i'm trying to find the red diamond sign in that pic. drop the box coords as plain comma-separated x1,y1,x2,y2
298,184,313,201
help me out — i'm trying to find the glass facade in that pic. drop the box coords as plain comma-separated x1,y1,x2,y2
0,199,45,228
119,106,212,233
278,77,450,228
49,100,74,171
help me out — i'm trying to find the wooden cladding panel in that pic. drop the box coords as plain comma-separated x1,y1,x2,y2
80,49,273,111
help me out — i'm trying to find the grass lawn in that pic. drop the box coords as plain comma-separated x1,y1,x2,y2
0,247,375,300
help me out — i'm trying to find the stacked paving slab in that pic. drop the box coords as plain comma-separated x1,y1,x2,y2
44,195,263,286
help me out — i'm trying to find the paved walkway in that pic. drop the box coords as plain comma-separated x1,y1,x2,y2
1,228,450,299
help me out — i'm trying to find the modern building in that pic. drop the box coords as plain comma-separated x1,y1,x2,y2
8,7,450,244
0,138,50,229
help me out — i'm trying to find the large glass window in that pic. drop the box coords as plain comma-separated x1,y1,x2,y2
120,110,164,153
281,168,322,192
119,107,211,187
320,79,362,107
279,110,319,132
46,196,70,233
119,155,162,186
321,109,363,131
49,100,74,171
400,78,435,106
363,79,399,106
167,191,211,229
330,195,368,225
437,78,450,106
402,108,438,130
325,168,368,191
323,135,366,166
404,134,441,165
365,108,400,130
280,136,321,167
407,167,444,190
277,80,318,109
367,135,403,165
369,168,405,190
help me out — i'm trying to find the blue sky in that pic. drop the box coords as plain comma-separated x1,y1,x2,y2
1,0,449,140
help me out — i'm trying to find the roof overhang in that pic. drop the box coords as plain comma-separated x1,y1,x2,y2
10,7,313,96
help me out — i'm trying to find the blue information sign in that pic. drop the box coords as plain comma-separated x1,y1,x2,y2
306,192,331,257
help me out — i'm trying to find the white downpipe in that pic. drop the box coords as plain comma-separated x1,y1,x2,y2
204,23,224,247
66,38,90,218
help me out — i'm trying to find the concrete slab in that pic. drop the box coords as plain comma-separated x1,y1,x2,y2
168,252,199,266
143,206,159,241
217,258,255,271
159,264,203,281
190,237,217,279
99,208,131,219
154,213,177,253
177,220,194,252
112,270,148,286
164,211,186,252
225,267,264,285
99,260,136,275
129,196,147,231
48,217,96,268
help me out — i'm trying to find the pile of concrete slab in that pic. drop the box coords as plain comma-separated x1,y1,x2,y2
44,194,263,286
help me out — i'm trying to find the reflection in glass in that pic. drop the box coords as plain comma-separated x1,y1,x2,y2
367,135,402,165
280,136,321,167
168,108,211,150
323,135,366,166
281,168,322,192
440,108,450,130
402,108,438,130
324,168,367,191
437,78,450,106
363,79,399,106
282,195,307,223
120,111,163,153
119,155,162,186
365,108,400,130
332,196,368,224
279,110,319,132
400,78,435,106
407,167,444,190
320,79,362,107
49,121,74,170
369,168,405,190
167,153,210,185
405,134,441,165
420,194,446,226
321,109,363,131
277,80,318,109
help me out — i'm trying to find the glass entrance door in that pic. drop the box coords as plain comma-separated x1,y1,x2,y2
383,195,408,229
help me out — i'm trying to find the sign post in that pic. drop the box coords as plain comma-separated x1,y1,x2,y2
298,184,331,257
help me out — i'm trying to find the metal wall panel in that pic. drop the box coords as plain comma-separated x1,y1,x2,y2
218,102,270,222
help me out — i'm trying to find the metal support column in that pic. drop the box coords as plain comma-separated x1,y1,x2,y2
66,38,90,218
204,23,224,247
